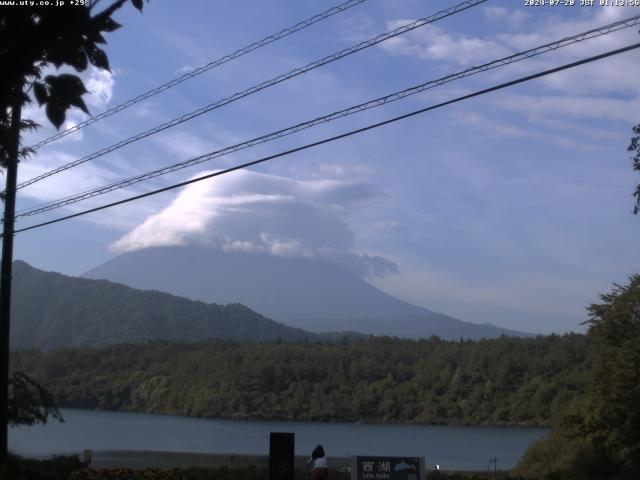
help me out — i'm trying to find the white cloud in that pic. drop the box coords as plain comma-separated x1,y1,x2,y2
111,169,395,277
376,7,640,137
17,151,120,201
84,67,115,110
176,65,194,74
380,20,512,66
316,162,374,177
14,148,161,232
380,8,640,97
493,93,640,124
448,111,526,138
446,106,623,152
483,6,527,29
152,130,223,159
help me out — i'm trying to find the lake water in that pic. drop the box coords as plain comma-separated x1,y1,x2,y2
9,409,548,471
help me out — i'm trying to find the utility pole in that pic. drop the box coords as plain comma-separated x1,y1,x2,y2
0,82,23,480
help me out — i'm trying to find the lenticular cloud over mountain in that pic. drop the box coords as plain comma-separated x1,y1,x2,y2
111,169,397,278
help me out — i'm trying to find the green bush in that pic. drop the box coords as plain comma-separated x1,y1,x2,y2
515,276,640,479
8,453,85,480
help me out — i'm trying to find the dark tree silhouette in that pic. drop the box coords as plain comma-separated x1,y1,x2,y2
8,372,62,427
627,124,640,214
1,0,148,138
0,2,148,478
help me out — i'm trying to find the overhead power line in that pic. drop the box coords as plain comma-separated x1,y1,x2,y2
26,0,369,151
15,14,640,219
16,0,487,191
13,42,640,235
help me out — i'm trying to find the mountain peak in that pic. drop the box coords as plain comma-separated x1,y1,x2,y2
85,246,531,340
13,259,35,271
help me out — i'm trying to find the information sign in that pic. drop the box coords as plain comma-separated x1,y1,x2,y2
351,456,424,480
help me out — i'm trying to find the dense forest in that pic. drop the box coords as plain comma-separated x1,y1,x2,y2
11,334,590,426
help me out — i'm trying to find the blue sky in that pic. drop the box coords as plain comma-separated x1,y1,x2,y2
13,0,640,334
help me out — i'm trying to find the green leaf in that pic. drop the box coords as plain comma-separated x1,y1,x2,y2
96,16,121,33
131,0,144,11
69,96,89,115
20,120,41,132
87,45,110,71
86,27,107,45
33,82,48,106
45,102,65,129
46,74,88,98
70,47,88,72
43,74,90,126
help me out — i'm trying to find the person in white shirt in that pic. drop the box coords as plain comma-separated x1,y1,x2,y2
307,444,328,479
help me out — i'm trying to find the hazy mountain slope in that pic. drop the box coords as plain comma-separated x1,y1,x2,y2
11,260,320,349
85,247,529,340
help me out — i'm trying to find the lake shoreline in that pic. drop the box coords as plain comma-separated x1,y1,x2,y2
86,450,348,470
55,406,552,429
10,408,548,471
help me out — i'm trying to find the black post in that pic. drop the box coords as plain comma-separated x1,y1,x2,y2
269,432,295,480
0,85,22,480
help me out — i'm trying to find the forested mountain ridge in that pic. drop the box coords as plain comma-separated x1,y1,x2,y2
10,260,322,349
11,334,591,426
